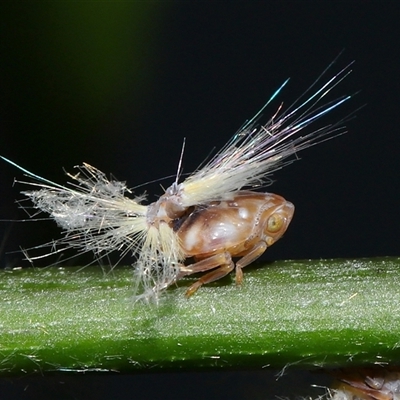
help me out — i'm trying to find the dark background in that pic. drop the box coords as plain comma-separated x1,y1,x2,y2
0,2,399,399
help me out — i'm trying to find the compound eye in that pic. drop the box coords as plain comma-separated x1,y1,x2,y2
267,213,284,233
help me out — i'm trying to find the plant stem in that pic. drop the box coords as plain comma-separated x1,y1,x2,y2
1,257,400,375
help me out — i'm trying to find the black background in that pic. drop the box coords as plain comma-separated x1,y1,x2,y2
0,2,399,399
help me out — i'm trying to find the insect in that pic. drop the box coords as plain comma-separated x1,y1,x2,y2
2,59,354,302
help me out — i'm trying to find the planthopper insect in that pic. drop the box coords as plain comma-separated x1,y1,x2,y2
2,59,355,302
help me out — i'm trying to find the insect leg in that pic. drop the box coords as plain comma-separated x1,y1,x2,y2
235,241,267,285
178,252,234,297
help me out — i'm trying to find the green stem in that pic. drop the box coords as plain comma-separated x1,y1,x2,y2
1,258,400,375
